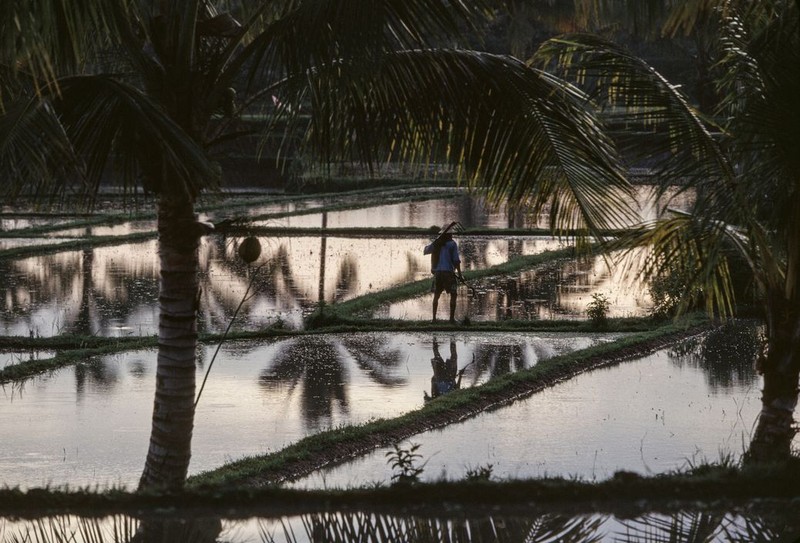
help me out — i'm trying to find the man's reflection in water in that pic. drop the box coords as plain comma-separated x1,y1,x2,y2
425,337,464,401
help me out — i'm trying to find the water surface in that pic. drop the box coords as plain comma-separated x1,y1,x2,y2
0,235,568,336
380,251,651,321
0,331,617,490
1,508,797,542
291,339,776,488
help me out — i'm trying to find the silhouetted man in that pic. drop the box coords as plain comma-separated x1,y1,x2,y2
425,337,462,401
424,232,462,322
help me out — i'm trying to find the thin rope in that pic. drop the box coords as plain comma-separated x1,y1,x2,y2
195,263,264,409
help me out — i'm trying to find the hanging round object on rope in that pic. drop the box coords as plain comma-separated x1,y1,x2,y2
238,236,262,263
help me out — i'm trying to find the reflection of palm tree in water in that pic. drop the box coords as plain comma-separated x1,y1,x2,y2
0,252,83,335
289,509,788,542
131,517,222,543
3,508,787,542
667,321,760,391
199,237,312,330
425,337,463,401
259,337,349,430
200,235,359,330
290,510,606,542
74,359,119,400
341,334,405,386
258,334,407,429
0,243,158,337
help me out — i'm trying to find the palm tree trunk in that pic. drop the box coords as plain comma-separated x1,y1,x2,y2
139,197,207,490
747,312,800,463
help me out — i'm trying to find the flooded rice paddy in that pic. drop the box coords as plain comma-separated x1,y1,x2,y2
0,332,621,490
0,236,565,336
0,234,610,337
0,190,684,336
2,325,783,492
291,340,776,489
0,350,56,369
2,187,796,538
379,250,651,321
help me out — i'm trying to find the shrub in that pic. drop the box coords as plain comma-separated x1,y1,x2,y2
386,442,426,485
586,293,610,328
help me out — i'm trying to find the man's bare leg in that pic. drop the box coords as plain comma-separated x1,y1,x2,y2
449,291,458,322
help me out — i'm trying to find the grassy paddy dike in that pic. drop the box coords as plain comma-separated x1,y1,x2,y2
1,185,798,519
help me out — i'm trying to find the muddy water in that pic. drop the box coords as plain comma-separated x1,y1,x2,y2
291,337,774,489
0,331,618,490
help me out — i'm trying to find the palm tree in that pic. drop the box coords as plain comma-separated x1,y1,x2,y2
535,0,800,461
2,0,637,489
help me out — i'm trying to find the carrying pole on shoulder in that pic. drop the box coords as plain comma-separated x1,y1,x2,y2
425,221,464,272
432,221,464,244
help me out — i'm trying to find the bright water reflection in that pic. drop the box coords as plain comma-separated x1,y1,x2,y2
292,328,780,489
0,241,160,337
256,186,694,231
255,194,518,229
0,332,618,490
54,221,156,237
0,235,567,336
0,238,81,251
1,508,798,542
381,250,651,321
0,187,692,336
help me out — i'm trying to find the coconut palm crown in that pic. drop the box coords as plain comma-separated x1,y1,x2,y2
534,0,800,461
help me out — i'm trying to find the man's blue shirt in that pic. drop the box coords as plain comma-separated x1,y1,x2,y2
424,239,460,272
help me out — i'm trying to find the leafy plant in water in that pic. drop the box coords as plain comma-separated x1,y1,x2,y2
586,293,610,328
386,442,426,485
464,463,493,481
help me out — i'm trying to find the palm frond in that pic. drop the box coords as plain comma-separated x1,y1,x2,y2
531,32,776,269
297,49,636,235
533,33,732,190
616,512,724,543
51,75,219,202
0,95,81,203
0,0,134,90
614,211,755,317
715,1,800,242
234,0,494,94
